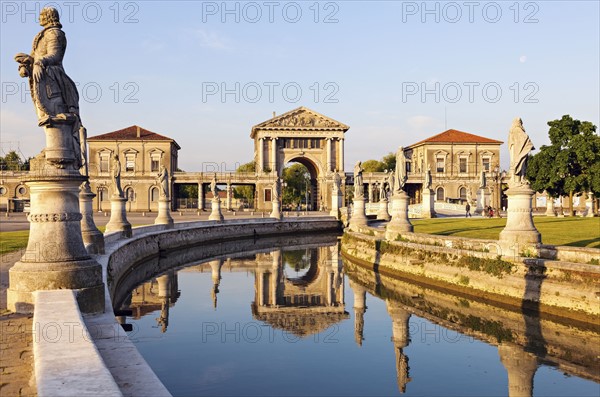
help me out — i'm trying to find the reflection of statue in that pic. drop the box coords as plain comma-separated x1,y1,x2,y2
157,166,169,199
272,178,280,201
333,171,342,192
353,161,364,198
394,147,407,193
388,171,395,194
111,154,123,197
508,117,535,185
210,174,218,199
15,7,83,169
480,170,487,188
424,165,432,189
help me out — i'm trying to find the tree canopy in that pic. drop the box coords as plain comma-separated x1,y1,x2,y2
527,115,599,212
282,163,310,207
0,150,29,171
360,152,396,173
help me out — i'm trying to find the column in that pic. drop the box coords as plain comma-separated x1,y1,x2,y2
326,138,332,172
198,182,204,211
258,138,264,173
338,138,345,172
271,250,281,306
350,280,366,347
226,183,232,210
270,137,278,175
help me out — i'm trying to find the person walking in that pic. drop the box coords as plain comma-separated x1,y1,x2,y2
465,202,472,218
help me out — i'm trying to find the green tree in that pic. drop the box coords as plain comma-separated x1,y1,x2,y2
234,161,255,207
362,159,384,172
527,115,600,215
0,151,24,171
282,163,310,208
381,152,396,171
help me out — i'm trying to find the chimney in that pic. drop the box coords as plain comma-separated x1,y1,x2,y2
136,126,141,138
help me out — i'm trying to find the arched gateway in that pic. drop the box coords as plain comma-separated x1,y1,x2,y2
251,107,349,211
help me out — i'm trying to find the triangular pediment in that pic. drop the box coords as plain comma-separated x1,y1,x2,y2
251,107,349,137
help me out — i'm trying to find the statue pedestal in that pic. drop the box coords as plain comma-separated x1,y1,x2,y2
475,188,490,215
270,200,282,220
209,198,224,221
330,191,342,219
376,197,391,221
7,175,105,314
545,198,556,217
79,183,104,254
421,188,436,218
349,198,368,230
385,191,413,240
105,196,132,238
499,185,541,256
585,193,596,217
154,198,174,228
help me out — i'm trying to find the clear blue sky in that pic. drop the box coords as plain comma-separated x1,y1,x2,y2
1,1,598,172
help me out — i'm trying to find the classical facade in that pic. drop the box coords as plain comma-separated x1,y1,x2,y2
87,125,180,212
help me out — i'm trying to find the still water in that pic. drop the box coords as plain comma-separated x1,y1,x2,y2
120,237,600,396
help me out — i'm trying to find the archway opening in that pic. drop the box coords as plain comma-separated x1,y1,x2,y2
282,158,319,211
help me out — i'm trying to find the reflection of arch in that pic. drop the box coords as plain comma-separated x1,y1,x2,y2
284,250,320,286
436,186,445,201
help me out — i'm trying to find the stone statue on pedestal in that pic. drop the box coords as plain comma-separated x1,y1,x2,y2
424,165,432,189
15,7,83,170
272,178,280,201
353,161,364,198
388,171,395,195
394,147,407,193
480,170,487,189
508,117,535,186
111,154,123,198
210,174,218,199
333,171,342,192
158,166,169,199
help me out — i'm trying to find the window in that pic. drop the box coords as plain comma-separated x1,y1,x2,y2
99,187,108,202
125,187,135,201
406,161,411,173
150,187,159,202
436,157,445,173
100,153,110,173
436,187,444,201
17,186,26,195
482,158,491,172
459,187,467,200
264,188,272,202
125,154,135,172
0,186,6,195
459,157,467,173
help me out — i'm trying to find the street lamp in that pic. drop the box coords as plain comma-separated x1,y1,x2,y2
491,165,503,217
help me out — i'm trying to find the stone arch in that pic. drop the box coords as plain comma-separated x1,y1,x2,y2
436,186,445,202
149,186,159,211
458,186,467,201
283,154,323,211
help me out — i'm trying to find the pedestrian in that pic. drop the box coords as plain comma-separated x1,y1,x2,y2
465,202,472,218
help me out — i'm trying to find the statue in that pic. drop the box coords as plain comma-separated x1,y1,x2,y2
111,154,123,197
353,161,364,198
272,178,280,201
388,171,395,194
381,173,388,197
157,166,169,199
480,170,487,188
15,7,83,169
210,174,218,199
424,165,432,189
508,117,535,185
333,171,342,192
394,146,407,193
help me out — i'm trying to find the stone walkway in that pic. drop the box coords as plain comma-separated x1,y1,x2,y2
1,250,36,397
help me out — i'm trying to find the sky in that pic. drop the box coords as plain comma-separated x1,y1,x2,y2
1,0,599,172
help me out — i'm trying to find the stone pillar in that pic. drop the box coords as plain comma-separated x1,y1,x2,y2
330,185,343,219
326,138,332,172
271,250,281,306
105,196,132,237
226,183,233,211
198,183,204,211
498,343,538,397
79,182,104,254
385,191,413,240
386,300,412,394
475,187,490,215
8,176,105,314
154,198,174,228
499,185,541,256
377,197,391,221
270,199,282,220
209,259,222,309
338,138,344,172
545,195,556,217
350,280,366,347
585,192,596,217
349,197,368,230
421,188,436,218
258,137,264,173
368,183,374,203
270,137,277,175
209,198,224,221
156,273,170,333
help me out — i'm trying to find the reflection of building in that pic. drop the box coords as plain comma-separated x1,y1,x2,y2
251,246,349,337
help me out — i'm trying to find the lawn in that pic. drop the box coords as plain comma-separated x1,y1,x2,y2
0,226,107,255
412,216,600,248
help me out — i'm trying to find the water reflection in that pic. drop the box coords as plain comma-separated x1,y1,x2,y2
120,238,599,396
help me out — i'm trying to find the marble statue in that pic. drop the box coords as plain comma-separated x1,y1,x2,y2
480,170,487,188
394,147,407,192
381,173,389,196
111,154,123,197
15,7,83,169
353,161,364,198
272,178,280,201
388,171,395,194
333,171,342,192
508,117,535,185
211,174,218,199
424,165,432,189
158,166,169,199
